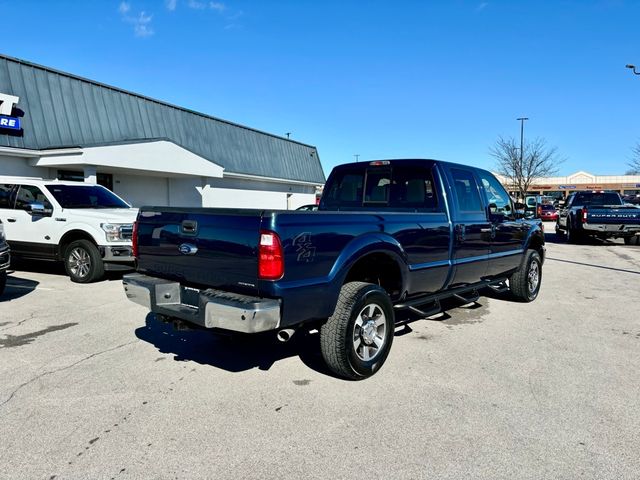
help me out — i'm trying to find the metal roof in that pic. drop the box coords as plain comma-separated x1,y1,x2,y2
0,54,325,184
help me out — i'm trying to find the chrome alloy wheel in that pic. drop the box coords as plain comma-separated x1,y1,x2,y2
527,260,540,294
352,303,387,362
69,247,91,278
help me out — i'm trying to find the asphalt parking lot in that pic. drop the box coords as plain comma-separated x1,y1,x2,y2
1,225,639,480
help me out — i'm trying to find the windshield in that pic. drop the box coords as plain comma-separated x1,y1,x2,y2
45,184,129,209
572,192,622,207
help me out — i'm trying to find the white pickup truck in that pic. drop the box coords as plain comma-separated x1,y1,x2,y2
0,177,137,282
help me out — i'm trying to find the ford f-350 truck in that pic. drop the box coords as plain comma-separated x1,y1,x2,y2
123,159,545,379
555,191,640,243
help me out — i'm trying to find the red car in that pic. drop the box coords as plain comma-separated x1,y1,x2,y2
538,204,558,221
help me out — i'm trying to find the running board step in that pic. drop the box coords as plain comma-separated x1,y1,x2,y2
407,299,441,318
488,281,509,294
453,290,479,304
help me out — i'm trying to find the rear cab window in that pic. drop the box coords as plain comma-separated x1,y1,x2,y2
572,192,623,207
321,161,440,212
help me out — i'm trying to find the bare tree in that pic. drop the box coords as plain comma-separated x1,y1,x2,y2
490,136,562,200
628,142,640,174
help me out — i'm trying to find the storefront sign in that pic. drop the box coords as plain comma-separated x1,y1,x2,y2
0,115,20,130
585,186,602,190
559,185,576,189
0,92,21,132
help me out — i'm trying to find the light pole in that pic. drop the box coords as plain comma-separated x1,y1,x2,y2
354,154,360,163
626,64,640,75
285,132,291,139
516,117,528,199
517,117,529,163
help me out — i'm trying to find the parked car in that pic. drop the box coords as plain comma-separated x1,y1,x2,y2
0,219,9,295
0,177,137,282
538,204,559,221
123,159,545,380
556,191,640,243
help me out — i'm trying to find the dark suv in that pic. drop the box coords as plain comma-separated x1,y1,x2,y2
0,219,9,295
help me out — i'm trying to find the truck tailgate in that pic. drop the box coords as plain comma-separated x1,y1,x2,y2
135,208,262,295
586,206,640,225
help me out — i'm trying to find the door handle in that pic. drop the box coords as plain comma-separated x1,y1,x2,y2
455,224,466,243
7,218,16,223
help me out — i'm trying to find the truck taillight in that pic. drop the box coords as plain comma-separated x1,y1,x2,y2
132,221,139,258
258,230,284,280
537,205,542,217
582,208,588,224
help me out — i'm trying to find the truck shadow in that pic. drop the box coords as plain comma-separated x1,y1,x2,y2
0,274,40,302
543,229,631,246
135,313,338,377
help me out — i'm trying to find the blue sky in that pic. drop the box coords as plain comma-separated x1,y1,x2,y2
1,0,639,177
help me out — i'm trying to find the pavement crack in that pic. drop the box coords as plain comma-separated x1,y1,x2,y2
0,313,36,332
0,340,137,409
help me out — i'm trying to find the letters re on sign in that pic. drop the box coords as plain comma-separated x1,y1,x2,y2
0,92,21,131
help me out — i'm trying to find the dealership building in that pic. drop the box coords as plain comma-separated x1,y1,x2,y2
0,54,325,209
497,171,640,200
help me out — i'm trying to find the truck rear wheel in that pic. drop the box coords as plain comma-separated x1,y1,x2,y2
320,282,395,380
509,250,542,302
64,240,104,283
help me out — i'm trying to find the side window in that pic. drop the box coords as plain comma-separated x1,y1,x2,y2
477,171,512,216
388,167,439,210
15,185,53,211
0,184,16,209
450,168,483,212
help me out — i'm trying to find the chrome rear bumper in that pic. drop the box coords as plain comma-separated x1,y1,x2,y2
122,273,281,333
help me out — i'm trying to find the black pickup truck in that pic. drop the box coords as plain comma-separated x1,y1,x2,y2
555,191,640,243
0,219,10,295
123,159,545,379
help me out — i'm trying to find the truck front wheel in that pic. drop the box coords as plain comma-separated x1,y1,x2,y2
509,250,542,302
64,240,105,283
320,282,395,380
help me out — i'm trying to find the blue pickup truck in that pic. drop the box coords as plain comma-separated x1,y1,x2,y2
123,159,545,379
555,191,640,244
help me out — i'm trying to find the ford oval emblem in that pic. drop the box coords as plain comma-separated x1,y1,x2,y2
178,243,198,255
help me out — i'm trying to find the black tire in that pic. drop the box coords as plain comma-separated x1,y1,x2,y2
320,282,395,380
64,239,104,283
509,250,542,302
625,235,640,246
566,221,580,244
0,271,6,296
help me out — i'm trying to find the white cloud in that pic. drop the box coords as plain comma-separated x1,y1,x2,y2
118,1,131,14
165,0,177,11
476,2,488,12
134,11,154,37
118,3,154,38
209,2,226,12
188,0,207,9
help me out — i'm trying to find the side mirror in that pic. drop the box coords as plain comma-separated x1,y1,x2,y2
28,202,53,217
488,202,498,214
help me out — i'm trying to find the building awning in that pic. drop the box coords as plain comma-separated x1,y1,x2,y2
23,140,224,178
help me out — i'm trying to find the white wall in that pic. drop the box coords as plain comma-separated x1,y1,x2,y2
0,155,55,178
201,185,315,210
112,174,168,208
